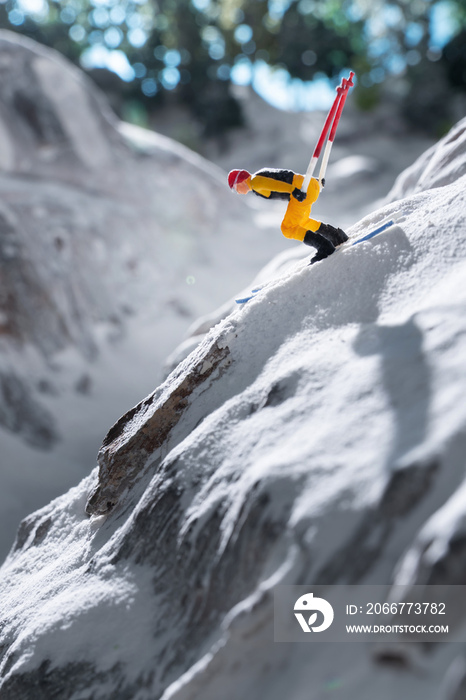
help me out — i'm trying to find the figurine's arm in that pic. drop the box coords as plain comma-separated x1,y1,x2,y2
249,171,321,204
250,174,295,198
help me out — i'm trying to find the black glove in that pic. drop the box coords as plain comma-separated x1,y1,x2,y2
292,187,306,202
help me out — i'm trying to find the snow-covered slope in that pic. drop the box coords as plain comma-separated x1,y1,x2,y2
0,30,293,559
1,119,465,699
0,27,435,564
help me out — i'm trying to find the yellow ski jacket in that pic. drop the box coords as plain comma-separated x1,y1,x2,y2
249,169,322,242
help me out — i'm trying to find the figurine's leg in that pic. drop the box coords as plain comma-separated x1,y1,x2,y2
281,222,308,242
304,217,321,233
317,222,348,246
303,231,335,264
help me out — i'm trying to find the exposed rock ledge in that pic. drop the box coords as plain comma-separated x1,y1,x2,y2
1,119,466,700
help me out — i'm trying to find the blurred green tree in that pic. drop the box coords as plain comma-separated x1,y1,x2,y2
0,0,464,136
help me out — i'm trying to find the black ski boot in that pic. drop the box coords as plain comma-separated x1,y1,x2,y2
318,222,348,246
303,230,335,264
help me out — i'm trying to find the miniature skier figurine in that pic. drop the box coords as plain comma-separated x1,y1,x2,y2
228,71,354,264
228,167,347,263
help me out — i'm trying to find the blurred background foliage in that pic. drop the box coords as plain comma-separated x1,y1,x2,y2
0,0,465,139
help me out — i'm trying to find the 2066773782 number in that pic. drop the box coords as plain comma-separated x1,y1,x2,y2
366,602,446,615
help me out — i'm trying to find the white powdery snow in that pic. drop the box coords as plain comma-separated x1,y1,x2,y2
0,29,438,567
0,118,465,699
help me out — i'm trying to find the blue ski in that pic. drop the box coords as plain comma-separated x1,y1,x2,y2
235,287,263,304
351,219,394,245
235,219,396,304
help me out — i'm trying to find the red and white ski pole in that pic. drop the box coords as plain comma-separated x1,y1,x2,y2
300,71,355,195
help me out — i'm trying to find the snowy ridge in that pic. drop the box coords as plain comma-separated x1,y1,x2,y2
234,218,399,303
0,119,465,699
0,28,437,561
0,30,292,559
386,119,466,200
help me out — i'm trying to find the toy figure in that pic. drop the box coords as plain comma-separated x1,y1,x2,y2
228,72,354,264
228,167,347,263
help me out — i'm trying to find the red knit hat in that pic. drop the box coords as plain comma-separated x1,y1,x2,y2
228,169,251,189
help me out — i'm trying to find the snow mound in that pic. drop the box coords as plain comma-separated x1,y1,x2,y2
0,29,291,558
0,29,435,561
1,118,466,699
387,118,466,199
